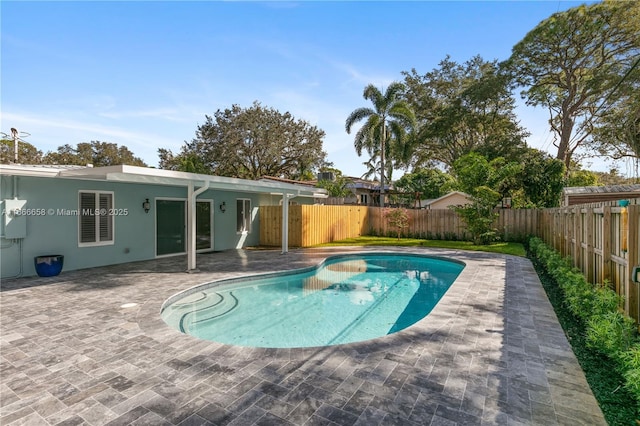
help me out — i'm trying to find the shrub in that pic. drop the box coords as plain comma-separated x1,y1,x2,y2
562,271,596,320
592,281,624,317
586,311,636,358
620,344,640,408
384,208,410,240
528,237,640,410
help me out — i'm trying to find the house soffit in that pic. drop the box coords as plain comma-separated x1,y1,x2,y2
58,165,327,198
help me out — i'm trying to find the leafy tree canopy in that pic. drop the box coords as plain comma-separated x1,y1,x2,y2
402,55,529,169
587,88,640,168
160,102,327,180
567,168,600,188
452,152,519,198
394,167,457,200
0,139,43,164
316,176,351,198
42,141,147,167
504,0,640,172
514,149,565,208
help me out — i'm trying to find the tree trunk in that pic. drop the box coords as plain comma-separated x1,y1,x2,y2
556,109,575,174
380,121,386,208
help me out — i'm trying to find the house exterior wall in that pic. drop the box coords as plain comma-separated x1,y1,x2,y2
428,193,471,209
0,175,268,278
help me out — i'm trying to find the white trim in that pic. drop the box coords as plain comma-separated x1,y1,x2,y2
0,164,328,198
54,165,328,198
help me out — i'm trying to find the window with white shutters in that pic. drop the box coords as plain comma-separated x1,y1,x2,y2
78,191,114,246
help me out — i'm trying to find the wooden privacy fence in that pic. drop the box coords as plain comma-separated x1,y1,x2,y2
260,205,368,247
260,205,538,246
367,207,539,241
538,199,640,323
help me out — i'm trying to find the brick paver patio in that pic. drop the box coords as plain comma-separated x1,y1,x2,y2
1,247,606,425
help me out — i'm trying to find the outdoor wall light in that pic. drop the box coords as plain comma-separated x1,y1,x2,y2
219,201,226,213
142,198,150,214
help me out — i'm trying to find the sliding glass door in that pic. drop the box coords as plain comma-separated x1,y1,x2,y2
156,199,213,256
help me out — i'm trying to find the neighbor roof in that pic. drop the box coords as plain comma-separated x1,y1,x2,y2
562,184,640,206
563,184,640,195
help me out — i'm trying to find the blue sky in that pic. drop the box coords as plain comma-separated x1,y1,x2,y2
1,1,615,177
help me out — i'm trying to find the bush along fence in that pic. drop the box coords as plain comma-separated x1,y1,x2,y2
529,237,640,413
539,200,640,324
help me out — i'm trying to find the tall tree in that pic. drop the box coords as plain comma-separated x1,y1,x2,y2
587,89,640,176
161,102,327,180
403,56,528,169
0,139,43,164
42,141,147,166
504,0,640,172
345,82,415,207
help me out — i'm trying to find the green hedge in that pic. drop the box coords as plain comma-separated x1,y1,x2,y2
529,237,640,409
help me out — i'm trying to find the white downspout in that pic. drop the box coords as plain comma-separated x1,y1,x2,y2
187,180,210,272
282,193,290,254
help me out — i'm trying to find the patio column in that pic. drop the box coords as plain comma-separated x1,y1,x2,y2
282,193,291,254
187,182,195,271
187,180,210,272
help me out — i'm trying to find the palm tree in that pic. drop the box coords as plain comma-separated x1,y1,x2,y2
345,82,415,207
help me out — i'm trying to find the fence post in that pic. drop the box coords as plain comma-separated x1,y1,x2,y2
573,207,584,273
627,204,639,323
585,207,594,283
602,205,612,283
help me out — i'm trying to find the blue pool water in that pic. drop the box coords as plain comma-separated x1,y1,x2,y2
161,254,464,348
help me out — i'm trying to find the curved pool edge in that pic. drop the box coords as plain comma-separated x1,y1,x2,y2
159,249,468,349
159,251,466,315
136,247,510,355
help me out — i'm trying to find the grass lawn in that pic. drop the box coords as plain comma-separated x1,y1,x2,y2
312,236,526,257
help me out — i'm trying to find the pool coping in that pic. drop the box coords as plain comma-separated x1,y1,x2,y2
1,246,607,425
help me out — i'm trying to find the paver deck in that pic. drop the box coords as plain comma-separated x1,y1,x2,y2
1,247,606,425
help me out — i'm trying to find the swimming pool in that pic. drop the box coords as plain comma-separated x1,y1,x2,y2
161,253,464,348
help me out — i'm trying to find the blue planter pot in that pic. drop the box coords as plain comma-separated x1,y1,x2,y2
34,255,64,277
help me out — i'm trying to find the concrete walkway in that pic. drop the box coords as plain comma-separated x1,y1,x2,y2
1,247,606,425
